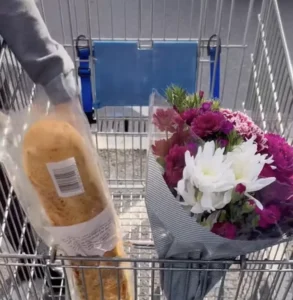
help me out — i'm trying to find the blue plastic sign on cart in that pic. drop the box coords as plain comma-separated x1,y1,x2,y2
92,41,198,108
77,38,222,113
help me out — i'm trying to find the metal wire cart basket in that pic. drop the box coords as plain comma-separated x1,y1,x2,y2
1,0,293,299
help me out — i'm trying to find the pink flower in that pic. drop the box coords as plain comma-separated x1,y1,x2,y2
181,108,199,125
172,105,179,113
191,111,226,138
152,128,195,158
152,139,172,157
164,144,196,187
261,133,293,183
221,109,267,151
153,108,184,132
255,205,281,229
211,222,237,239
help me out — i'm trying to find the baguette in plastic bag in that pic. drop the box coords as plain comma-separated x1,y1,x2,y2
0,95,133,300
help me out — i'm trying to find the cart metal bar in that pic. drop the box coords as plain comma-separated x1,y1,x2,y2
1,0,293,299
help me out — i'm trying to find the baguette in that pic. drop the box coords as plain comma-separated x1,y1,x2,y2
22,118,132,300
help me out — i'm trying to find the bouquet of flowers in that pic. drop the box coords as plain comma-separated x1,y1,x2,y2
146,87,293,299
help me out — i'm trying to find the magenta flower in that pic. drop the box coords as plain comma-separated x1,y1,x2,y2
211,222,237,239
260,164,275,179
235,183,246,194
261,133,293,183
164,144,196,187
153,108,184,132
199,90,204,100
221,109,267,151
255,205,281,229
181,108,199,125
168,129,196,148
191,111,226,138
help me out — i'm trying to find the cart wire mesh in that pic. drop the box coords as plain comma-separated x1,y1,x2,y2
0,0,293,299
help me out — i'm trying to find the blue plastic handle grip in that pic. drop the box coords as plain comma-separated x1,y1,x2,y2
209,47,220,99
77,48,93,113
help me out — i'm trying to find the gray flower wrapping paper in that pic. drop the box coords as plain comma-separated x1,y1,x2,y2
145,154,283,300
144,91,291,300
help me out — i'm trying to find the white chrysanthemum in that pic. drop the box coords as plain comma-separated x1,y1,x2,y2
185,141,235,192
176,138,276,214
227,137,276,193
177,141,235,213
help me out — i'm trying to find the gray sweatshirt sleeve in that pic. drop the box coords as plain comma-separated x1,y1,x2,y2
0,0,78,104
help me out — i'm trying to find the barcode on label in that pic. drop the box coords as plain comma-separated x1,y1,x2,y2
47,158,84,198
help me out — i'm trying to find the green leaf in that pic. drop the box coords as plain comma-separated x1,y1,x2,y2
226,130,243,152
252,215,260,228
231,190,243,203
200,220,210,228
242,201,255,214
156,157,165,168
211,101,220,111
183,94,200,109
165,85,187,112
165,85,209,112
219,210,227,222
195,190,203,201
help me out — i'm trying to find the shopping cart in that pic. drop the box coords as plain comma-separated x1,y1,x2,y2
0,0,293,299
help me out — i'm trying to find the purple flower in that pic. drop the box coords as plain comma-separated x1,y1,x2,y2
221,109,267,151
200,101,213,113
221,120,234,135
211,222,237,239
255,205,281,229
181,108,199,126
261,133,293,183
191,111,226,138
164,144,196,187
217,138,228,148
186,143,198,154
254,180,293,221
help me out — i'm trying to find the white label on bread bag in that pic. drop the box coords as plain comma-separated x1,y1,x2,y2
46,206,118,256
47,157,84,198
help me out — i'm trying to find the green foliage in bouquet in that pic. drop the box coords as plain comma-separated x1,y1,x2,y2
165,85,221,112
165,85,188,112
226,130,243,152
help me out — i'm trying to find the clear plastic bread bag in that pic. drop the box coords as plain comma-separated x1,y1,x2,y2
0,88,133,300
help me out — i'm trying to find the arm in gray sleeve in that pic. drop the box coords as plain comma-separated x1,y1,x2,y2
0,0,78,104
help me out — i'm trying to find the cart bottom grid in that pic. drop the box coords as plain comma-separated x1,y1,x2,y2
0,193,292,300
